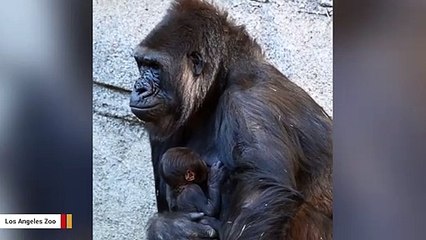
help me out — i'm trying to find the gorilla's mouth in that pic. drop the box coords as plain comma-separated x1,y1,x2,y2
130,104,162,122
130,104,160,111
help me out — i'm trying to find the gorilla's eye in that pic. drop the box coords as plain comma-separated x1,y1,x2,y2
141,58,161,70
188,51,204,76
136,55,161,70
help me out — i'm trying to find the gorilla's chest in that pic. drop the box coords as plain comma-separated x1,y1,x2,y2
185,139,221,167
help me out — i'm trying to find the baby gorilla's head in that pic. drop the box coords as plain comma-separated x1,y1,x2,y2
160,147,208,188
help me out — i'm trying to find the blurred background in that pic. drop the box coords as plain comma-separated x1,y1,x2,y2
0,0,92,239
0,0,425,240
334,0,426,239
93,0,332,239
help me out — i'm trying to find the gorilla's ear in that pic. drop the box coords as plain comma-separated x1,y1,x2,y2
188,51,204,76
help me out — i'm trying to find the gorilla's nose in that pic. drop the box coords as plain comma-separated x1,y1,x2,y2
134,81,153,98
136,85,148,95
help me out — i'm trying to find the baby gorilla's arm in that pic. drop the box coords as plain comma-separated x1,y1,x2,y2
166,184,177,211
177,184,209,213
176,162,226,216
203,161,226,216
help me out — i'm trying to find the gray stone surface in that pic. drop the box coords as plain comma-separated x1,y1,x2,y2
93,0,332,239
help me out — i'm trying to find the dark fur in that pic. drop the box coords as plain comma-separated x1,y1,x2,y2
160,147,224,216
130,0,332,239
160,147,208,188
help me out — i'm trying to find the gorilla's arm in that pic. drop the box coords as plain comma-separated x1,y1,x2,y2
215,86,305,239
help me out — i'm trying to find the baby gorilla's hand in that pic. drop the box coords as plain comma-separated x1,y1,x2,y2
209,161,226,185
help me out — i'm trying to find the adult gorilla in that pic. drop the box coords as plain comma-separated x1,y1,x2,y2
130,0,332,239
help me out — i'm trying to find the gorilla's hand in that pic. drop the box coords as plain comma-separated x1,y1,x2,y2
147,212,217,240
200,216,222,232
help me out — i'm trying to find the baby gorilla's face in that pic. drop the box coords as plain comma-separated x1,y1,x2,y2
185,170,196,182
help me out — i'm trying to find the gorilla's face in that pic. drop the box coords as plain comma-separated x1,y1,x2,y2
130,47,175,123
130,14,215,139
130,41,207,134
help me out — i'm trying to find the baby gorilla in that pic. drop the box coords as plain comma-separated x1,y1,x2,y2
159,147,225,217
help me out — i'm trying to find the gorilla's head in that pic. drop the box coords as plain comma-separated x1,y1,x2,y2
130,0,229,139
130,0,264,139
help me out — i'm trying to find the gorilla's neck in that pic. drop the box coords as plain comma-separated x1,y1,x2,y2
147,70,224,142
224,27,264,67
